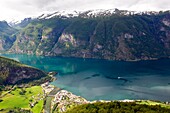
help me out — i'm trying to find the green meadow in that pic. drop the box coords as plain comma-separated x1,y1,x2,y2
137,100,170,109
0,86,44,113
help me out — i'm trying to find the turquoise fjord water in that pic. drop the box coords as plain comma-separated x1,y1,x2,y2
1,54,170,101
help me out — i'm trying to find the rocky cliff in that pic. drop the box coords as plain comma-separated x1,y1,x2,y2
2,10,170,61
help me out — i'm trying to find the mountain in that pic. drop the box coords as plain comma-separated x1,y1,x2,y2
0,21,17,51
0,56,48,85
9,18,33,28
36,9,159,19
2,9,170,61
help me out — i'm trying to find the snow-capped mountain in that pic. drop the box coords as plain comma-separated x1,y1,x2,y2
37,10,80,19
36,9,161,20
8,19,22,27
37,9,119,19
4,8,170,61
9,17,33,27
9,8,166,26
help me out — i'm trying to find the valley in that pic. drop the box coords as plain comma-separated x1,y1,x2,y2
1,8,170,113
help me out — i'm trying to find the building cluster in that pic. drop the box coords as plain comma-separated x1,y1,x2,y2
52,90,88,112
41,82,54,94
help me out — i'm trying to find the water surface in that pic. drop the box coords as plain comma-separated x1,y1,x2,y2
2,54,170,101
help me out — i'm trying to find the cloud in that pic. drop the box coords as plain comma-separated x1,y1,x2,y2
0,0,169,22
107,0,170,11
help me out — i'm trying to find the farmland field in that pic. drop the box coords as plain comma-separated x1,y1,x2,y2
0,86,44,113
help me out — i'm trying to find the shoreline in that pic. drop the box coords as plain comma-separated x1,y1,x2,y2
2,52,170,62
41,82,170,112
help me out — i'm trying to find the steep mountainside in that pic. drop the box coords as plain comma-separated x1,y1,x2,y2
3,9,170,60
0,21,17,51
0,56,47,85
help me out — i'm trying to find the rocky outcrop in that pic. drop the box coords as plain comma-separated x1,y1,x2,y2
52,33,79,55
6,66,47,84
0,56,47,85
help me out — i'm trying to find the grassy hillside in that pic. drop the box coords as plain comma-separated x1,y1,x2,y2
0,56,55,113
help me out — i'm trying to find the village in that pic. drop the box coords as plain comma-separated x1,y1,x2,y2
41,82,88,112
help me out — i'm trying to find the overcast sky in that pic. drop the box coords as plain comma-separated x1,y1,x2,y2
0,0,170,22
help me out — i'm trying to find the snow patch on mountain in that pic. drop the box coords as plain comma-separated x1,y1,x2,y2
9,9,165,25
37,9,161,20
37,10,80,19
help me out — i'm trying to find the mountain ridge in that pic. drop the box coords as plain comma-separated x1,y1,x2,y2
10,9,167,26
1,9,170,61
0,56,49,85
36,9,162,20
0,21,17,51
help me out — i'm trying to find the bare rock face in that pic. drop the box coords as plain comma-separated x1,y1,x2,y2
52,33,77,54
51,33,91,58
52,33,77,55
58,33,77,46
